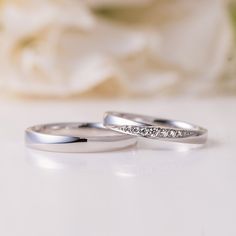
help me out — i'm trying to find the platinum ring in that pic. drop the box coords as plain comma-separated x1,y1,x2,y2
25,122,137,153
103,112,208,144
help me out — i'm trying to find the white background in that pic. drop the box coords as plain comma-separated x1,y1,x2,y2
0,97,235,236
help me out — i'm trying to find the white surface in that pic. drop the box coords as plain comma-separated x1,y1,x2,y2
0,97,236,236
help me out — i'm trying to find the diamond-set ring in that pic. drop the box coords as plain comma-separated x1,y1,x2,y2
103,112,207,145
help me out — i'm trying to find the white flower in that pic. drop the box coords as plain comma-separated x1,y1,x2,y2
0,0,232,97
85,0,155,8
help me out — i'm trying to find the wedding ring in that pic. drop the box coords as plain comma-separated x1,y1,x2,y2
103,112,208,144
25,122,137,153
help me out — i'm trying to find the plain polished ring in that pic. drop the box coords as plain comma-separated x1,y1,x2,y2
25,122,137,153
104,112,208,144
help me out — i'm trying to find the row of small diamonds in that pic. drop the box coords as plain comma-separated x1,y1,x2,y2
116,126,196,138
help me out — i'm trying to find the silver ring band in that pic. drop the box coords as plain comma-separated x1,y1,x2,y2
104,112,208,144
25,122,137,153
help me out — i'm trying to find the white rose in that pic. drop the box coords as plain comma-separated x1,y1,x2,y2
0,0,231,97
85,0,155,8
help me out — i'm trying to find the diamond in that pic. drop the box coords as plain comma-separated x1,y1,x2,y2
119,126,125,131
159,129,168,138
175,130,182,138
182,130,189,137
119,126,131,133
131,126,140,134
124,126,130,132
185,131,193,137
149,128,158,137
167,130,176,138
140,127,149,136
148,128,155,137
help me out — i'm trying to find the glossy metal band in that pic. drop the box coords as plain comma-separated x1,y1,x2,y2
104,112,208,144
25,122,137,153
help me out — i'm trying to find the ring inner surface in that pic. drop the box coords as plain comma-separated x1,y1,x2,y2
117,113,197,130
32,123,122,138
